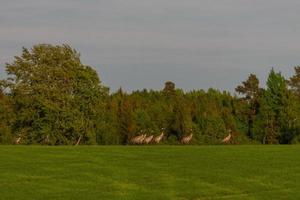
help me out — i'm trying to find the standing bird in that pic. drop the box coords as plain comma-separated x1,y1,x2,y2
153,132,164,144
138,134,147,144
222,134,231,143
15,137,21,144
222,129,232,143
180,133,193,144
144,135,154,144
130,134,144,144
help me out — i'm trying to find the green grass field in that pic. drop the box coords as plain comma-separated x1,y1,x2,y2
1,146,300,200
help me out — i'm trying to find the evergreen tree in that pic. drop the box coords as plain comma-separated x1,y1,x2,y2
254,69,296,144
115,90,135,144
289,66,300,98
235,74,261,139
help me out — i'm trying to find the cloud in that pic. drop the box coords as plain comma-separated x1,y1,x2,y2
1,0,299,91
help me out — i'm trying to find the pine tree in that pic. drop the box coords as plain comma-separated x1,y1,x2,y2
235,74,262,139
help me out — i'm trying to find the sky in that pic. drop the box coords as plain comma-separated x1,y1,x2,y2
1,0,299,93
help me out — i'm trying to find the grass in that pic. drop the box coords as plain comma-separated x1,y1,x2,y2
1,145,300,200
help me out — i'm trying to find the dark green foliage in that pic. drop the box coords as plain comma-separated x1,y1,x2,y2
1,44,299,145
0,88,15,143
253,69,300,144
2,44,108,144
235,74,262,139
289,66,300,98
163,81,176,96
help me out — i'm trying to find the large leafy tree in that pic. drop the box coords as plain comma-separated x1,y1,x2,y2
3,44,108,144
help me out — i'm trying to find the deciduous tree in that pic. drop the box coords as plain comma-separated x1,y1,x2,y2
3,44,108,144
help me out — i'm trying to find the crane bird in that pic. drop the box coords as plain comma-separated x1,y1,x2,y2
130,134,144,144
222,130,232,143
153,132,164,144
144,135,154,144
180,133,193,144
15,137,21,144
138,134,147,144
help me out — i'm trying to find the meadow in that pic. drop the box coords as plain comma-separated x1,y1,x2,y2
1,145,300,200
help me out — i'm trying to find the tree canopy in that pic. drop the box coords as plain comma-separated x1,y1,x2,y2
1,44,108,144
0,44,299,145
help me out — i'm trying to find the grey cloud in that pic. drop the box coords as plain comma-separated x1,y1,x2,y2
0,0,299,92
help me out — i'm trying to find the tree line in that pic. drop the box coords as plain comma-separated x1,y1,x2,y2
0,44,299,145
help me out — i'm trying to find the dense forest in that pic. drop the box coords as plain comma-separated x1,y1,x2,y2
0,44,299,145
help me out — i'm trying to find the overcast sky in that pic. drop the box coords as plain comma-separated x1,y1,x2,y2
1,0,299,92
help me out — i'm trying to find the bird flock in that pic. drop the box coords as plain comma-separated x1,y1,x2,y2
130,128,232,145
130,131,193,145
